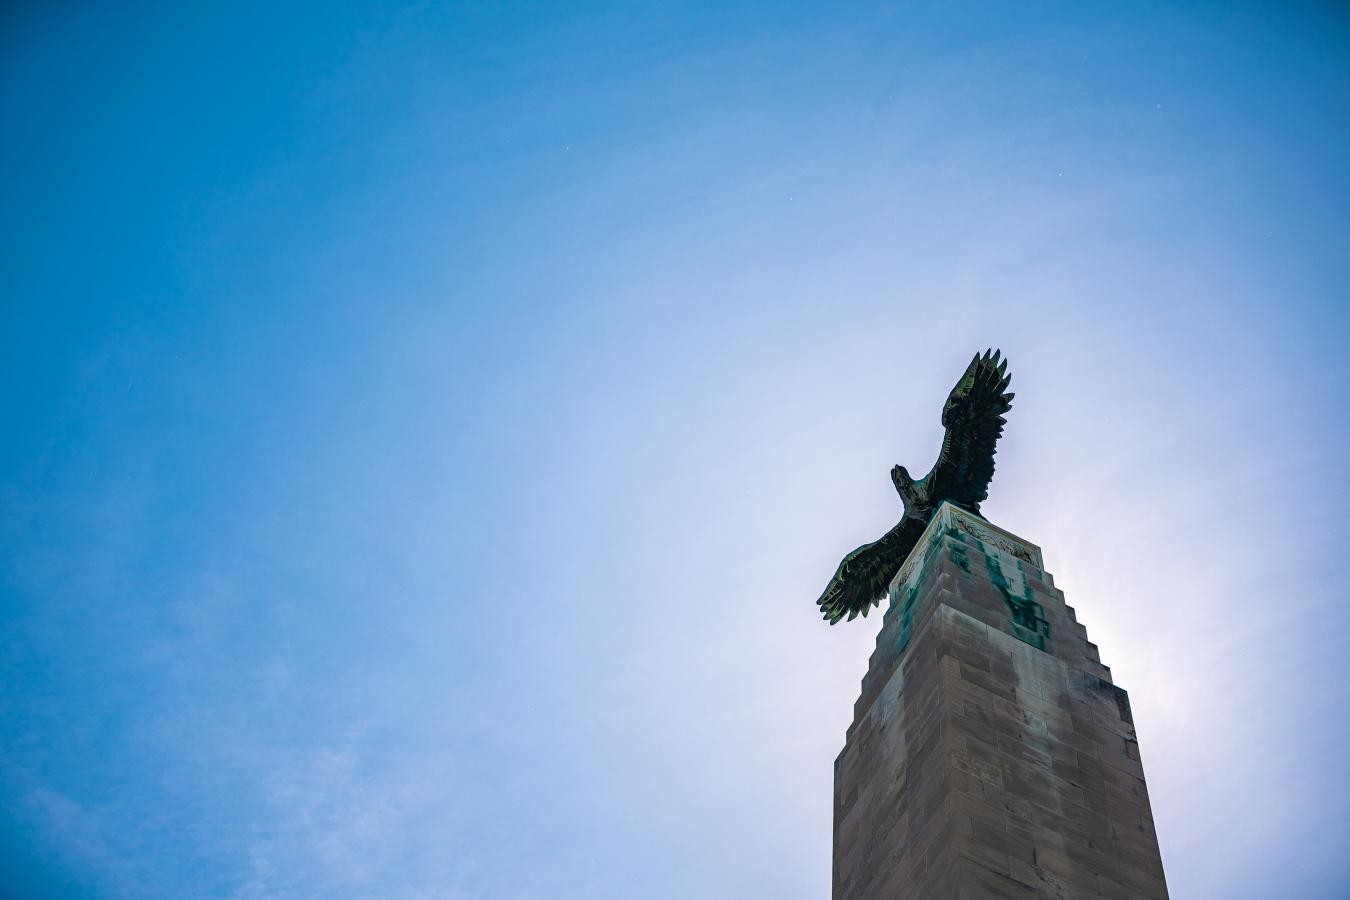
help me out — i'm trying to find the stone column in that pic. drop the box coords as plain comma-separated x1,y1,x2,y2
832,503,1168,899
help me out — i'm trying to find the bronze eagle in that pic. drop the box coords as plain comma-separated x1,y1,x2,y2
816,349,1014,624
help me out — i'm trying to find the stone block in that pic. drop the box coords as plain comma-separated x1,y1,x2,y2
833,503,1168,899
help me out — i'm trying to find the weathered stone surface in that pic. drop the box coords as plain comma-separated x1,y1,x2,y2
833,504,1169,899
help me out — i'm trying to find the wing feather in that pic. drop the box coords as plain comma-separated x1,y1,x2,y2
816,517,927,624
926,348,1014,512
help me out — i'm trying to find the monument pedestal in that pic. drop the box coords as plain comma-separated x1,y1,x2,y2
832,504,1168,899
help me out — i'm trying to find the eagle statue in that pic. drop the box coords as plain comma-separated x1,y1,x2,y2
816,349,1014,625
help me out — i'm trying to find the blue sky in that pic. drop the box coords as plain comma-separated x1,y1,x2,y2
2,2,1348,897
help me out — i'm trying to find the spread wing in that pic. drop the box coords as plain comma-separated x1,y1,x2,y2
816,516,927,625
925,348,1013,513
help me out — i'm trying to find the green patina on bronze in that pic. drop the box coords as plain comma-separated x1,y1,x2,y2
816,350,1015,625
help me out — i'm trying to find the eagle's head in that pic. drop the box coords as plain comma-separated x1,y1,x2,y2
890,465,924,513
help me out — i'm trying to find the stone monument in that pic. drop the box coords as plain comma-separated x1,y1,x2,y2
817,352,1168,898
